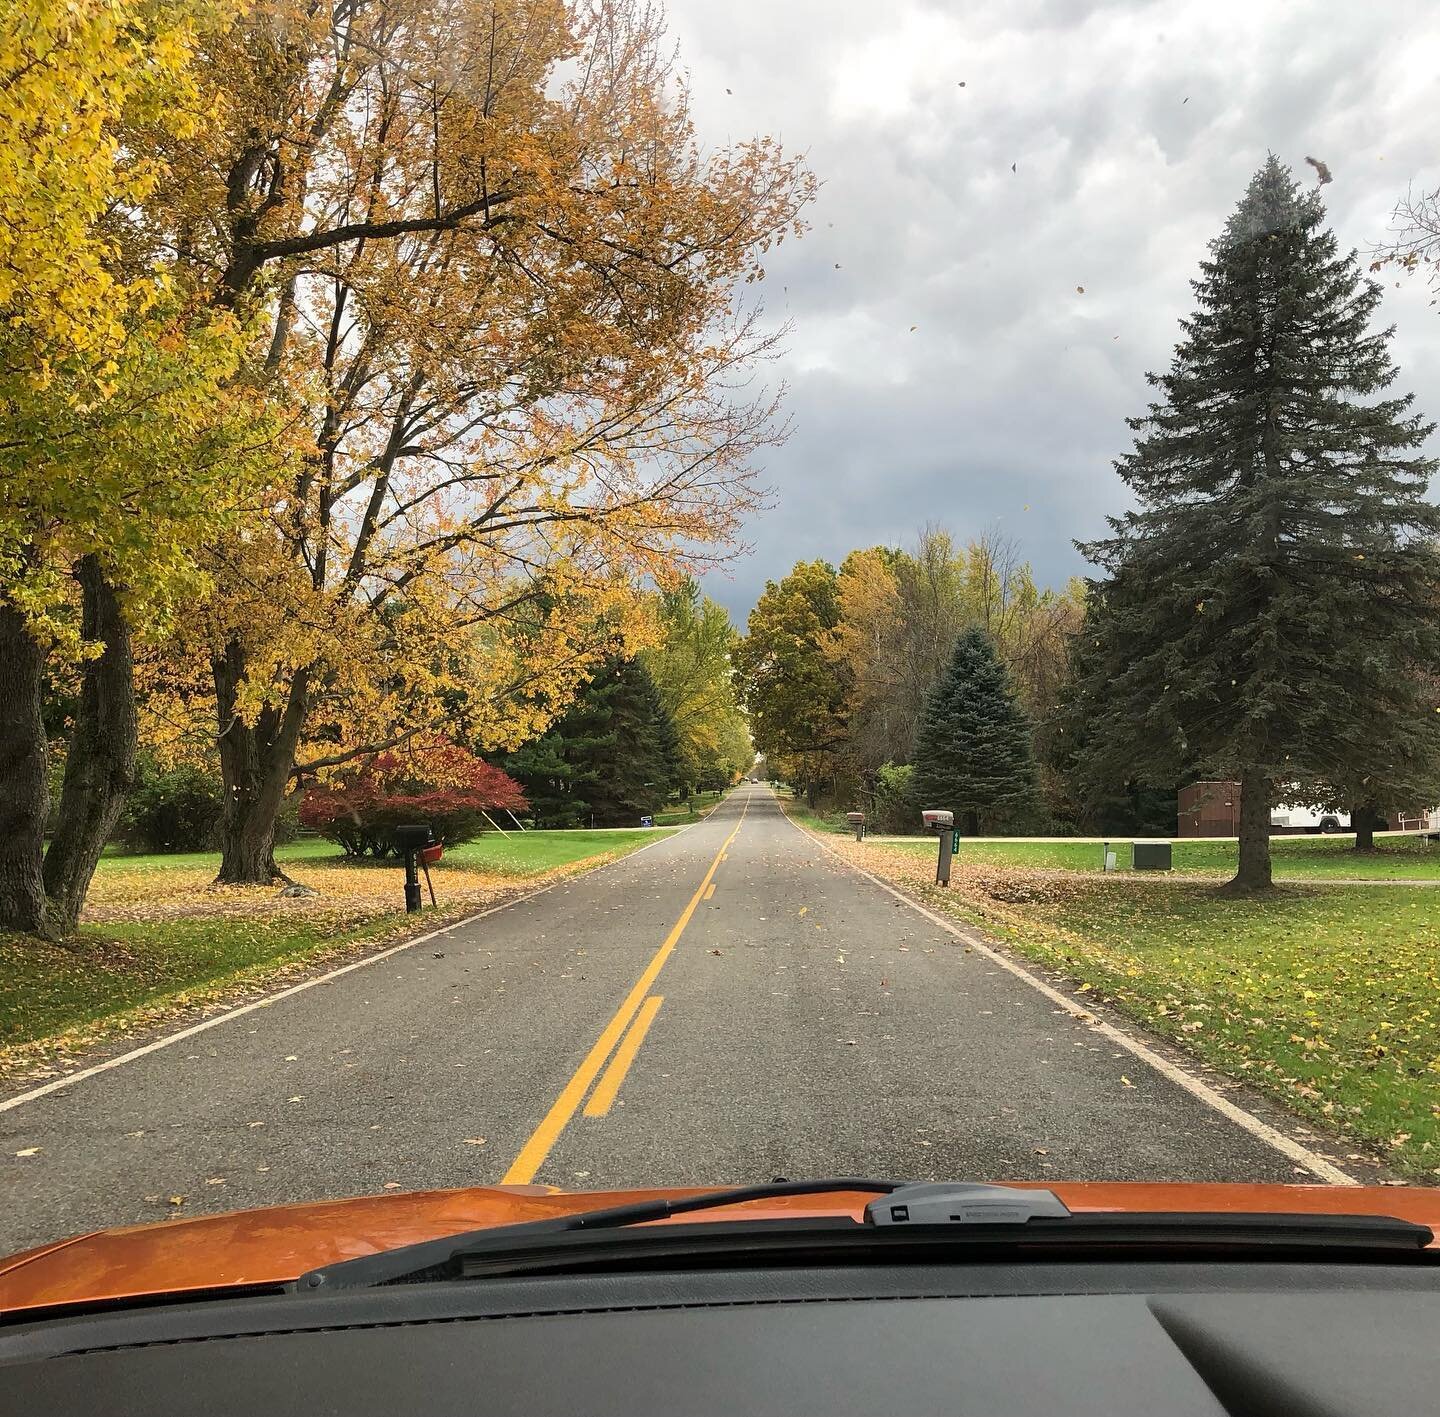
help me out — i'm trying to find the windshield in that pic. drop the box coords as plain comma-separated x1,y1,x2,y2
4,0,1439,1270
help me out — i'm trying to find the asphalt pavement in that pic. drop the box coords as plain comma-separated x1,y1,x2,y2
3,787,1323,1254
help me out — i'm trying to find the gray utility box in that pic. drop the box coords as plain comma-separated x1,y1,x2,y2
1132,839,1172,871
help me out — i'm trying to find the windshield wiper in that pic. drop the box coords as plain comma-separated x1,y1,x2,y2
295,1181,1434,1294
297,1178,902,1293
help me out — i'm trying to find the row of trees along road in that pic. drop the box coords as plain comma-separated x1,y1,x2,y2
736,159,1440,888
0,0,811,935
735,532,1082,820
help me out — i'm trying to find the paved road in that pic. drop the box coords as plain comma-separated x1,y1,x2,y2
3,787,1322,1254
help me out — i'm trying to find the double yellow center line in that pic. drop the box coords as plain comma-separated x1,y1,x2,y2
500,795,749,1184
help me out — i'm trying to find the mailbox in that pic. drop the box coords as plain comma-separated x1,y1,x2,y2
845,810,865,842
394,823,434,913
921,809,956,886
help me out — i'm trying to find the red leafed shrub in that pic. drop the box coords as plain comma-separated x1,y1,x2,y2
299,743,527,858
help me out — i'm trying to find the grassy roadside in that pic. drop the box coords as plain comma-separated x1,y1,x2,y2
1,828,673,1061
819,830,1440,1177
882,833,1440,880
782,789,1440,880
651,788,728,827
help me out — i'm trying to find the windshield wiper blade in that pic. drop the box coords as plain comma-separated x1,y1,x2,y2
450,1213,1436,1279
295,1180,1435,1294
296,1178,902,1294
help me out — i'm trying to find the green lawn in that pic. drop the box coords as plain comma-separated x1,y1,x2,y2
2,828,673,1056
954,876,1440,1175
882,832,1440,880
651,790,727,827
1,912,412,1055
441,828,672,874
93,829,671,878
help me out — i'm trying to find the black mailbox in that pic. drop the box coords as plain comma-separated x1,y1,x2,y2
394,824,434,912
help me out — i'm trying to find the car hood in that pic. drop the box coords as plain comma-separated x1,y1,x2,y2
3,1181,1438,1315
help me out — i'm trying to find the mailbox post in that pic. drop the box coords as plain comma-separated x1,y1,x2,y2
846,811,866,842
393,823,434,913
921,809,955,885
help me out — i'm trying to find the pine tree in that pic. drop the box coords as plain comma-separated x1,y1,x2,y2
1076,156,1440,891
911,627,1039,834
502,660,681,827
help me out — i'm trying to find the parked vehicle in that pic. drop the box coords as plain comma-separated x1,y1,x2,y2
1270,803,1354,834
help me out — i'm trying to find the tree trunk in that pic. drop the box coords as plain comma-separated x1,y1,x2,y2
41,558,139,933
0,599,50,934
1226,768,1274,893
213,640,309,884
1351,801,1379,852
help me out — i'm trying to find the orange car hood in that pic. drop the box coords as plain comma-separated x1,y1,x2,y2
3,1181,1438,1316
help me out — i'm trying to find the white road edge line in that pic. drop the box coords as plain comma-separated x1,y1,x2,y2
779,801,1358,1187
0,823,693,1116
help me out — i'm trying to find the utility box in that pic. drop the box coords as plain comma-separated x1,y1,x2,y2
1133,839,1172,871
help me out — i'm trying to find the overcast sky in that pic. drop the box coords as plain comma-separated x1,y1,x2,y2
665,0,1440,625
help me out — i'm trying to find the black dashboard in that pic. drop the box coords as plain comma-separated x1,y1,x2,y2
3,1261,1438,1416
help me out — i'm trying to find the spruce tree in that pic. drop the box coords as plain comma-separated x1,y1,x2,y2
1076,157,1440,891
502,660,682,827
912,627,1039,834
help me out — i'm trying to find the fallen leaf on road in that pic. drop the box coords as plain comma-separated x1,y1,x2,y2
1120,1076,1134,1088
798,906,808,916
257,1165,270,1173
383,1181,401,1189
287,1096,303,1103
709,948,722,955
1033,1148,1049,1155
205,1177,226,1186
248,1120,264,1128
463,1138,487,1146
168,1195,186,1207
284,1055,297,1061
15,1146,40,1157
125,1129,146,1138
844,1039,857,1046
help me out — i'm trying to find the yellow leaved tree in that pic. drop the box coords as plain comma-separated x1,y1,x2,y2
0,0,282,934
126,0,813,882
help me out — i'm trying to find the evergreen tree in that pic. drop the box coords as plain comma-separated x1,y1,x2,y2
911,627,1039,834
1075,157,1440,890
503,660,681,827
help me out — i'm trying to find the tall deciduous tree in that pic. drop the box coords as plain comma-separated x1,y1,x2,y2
734,560,846,805
0,0,271,934
1075,157,1440,892
642,580,750,794
132,0,812,883
911,627,1038,834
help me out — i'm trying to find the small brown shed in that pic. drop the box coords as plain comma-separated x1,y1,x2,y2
1177,780,1240,837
